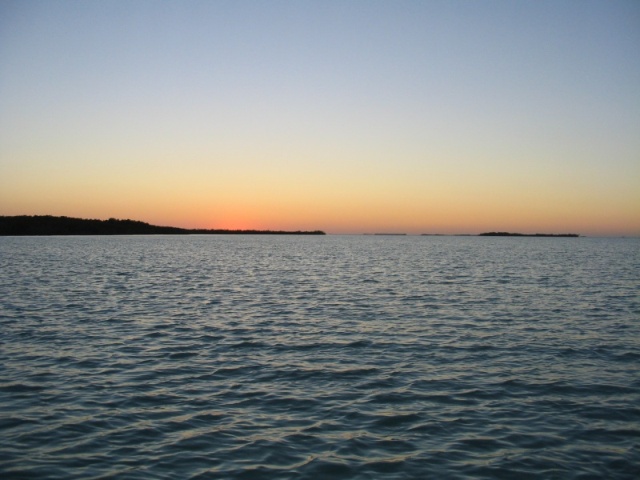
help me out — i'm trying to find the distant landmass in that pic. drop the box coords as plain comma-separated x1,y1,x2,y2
0,216,325,236
479,232,579,237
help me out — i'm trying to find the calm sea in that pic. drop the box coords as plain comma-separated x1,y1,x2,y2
1,235,639,479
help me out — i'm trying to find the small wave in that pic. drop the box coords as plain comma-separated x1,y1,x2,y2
372,412,422,428
168,351,199,360
345,339,373,348
0,382,47,393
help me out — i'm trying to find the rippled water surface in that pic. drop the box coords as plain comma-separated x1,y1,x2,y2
1,235,639,479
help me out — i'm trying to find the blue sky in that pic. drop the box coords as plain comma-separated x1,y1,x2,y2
1,0,639,234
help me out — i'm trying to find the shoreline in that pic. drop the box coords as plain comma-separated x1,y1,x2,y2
0,215,325,236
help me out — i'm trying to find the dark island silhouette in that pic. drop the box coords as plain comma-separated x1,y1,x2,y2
479,232,579,237
0,215,325,236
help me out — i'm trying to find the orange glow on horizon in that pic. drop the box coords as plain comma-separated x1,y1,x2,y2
1,167,638,236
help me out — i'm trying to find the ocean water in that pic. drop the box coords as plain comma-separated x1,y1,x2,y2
1,235,639,479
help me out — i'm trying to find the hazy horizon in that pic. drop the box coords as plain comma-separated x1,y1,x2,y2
1,1,639,236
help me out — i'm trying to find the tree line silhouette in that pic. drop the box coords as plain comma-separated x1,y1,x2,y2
0,216,325,236
479,232,579,237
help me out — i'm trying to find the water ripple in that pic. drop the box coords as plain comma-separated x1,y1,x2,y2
1,235,639,479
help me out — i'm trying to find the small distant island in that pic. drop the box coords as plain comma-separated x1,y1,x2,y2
0,216,325,236
479,232,579,237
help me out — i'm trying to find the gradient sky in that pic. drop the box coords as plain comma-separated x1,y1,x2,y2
1,0,639,235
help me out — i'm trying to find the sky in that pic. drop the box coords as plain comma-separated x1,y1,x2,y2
1,0,639,235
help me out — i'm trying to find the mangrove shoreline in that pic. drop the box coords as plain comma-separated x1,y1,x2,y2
0,216,325,236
